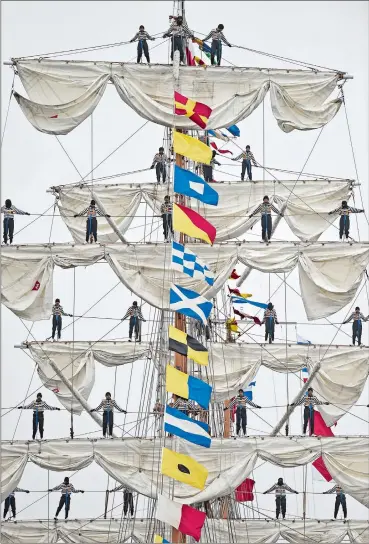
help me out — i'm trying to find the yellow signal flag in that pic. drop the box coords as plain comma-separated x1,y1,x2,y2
161,447,208,490
226,318,239,333
173,131,212,165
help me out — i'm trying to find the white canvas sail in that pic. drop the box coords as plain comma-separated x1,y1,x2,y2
13,60,343,134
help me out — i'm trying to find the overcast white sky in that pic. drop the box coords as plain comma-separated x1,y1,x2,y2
1,0,368,533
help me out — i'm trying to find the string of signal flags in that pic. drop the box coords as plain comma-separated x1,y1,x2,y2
155,89,258,543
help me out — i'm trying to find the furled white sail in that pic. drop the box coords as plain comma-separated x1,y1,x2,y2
143,181,353,242
2,519,368,544
25,341,150,414
2,243,369,321
2,437,368,506
55,180,353,243
13,60,343,134
209,344,369,426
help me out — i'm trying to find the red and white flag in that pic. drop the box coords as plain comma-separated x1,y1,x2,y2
32,281,40,291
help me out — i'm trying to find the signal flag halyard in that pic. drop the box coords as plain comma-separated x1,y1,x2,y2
169,325,208,366
174,91,212,129
173,203,216,245
161,447,208,490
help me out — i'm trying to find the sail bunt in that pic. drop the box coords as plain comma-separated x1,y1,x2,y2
21,341,150,413
54,180,355,243
12,60,344,135
2,242,369,321
2,519,368,544
2,437,368,506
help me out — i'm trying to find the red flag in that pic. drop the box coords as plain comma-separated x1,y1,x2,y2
233,308,262,326
52,387,60,393
229,269,240,280
311,411,334,481
312,457,332,482
210,142,233,155
32,281,40,291
174,91,212,129
235,478,255,502
50,115,58,119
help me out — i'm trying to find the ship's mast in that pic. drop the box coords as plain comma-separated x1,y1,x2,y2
171,1,187,541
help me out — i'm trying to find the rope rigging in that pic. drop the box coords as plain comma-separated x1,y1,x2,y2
1,3,368,538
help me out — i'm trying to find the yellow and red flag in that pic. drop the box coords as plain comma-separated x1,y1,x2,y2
173,203,216,245
174,91,212,129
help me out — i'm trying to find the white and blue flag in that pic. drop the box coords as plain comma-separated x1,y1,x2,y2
164,405,211,448
244,381,256,401
172,242,214,286
169,284,213,324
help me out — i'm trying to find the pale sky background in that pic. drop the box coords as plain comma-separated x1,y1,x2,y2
1,0,368,535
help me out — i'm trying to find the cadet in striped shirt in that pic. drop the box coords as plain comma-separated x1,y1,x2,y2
323,484,347,519
74,199,110,243
1,199,30,245
18,392,60,440
90,392,127,438
262,303,279,343
343,306,368,346
163,15,194,63
290,387,329,435
249,196,283,242
108,485,135,516
160,195,173,242
50,298,72,341
151,147,169,183
3,487,30,521
224,388,261,437
263,477,298,519
49,477,84,520
232,146,257,181
122,301,146,342
328,200,364,240
130,25,155,64
203,24,232,66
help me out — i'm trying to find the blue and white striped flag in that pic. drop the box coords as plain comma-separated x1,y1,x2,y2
172,241,214,286
164,405,211,448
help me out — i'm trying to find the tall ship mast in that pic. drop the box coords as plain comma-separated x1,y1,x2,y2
1,2,368,543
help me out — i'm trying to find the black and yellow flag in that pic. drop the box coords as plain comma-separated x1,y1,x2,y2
161,448,208,490
169,325,208,366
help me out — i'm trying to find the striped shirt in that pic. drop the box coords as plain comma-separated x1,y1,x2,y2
172,398,197,412
131,30,154,41
152,153,168,166
1,205,28,219
264,483,297,496
343,311,367,324
160,202,172,215
75,205,104,218
329,206,363,216
52,304,67,317
8,488,29,498
122,305,145,321
51,483,83,495
294,395,325,407
229,396,259,409
233,151,257,165
21,400,59,412
262,308,278,324
250,202,281,217
92,398,125,413
203,29,231,46
164,21,193,38
323,485,345,496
